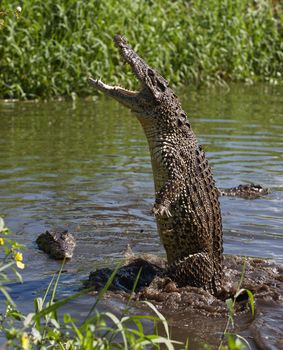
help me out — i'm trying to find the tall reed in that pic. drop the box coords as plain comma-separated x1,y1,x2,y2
0,0,282,98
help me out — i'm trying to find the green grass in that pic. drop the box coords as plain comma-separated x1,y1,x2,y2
0,0,282,99
1,266,185,349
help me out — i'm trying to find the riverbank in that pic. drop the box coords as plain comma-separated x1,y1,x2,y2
0,0,282,99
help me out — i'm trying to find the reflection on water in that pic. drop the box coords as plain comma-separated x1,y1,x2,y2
0,83,282,348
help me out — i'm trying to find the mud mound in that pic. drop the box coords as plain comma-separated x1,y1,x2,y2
85,254,282,316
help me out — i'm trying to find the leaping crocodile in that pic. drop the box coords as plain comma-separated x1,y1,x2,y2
89,35,223,294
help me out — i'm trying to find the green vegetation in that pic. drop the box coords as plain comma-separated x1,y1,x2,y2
0,0,282,99
219,261,255,350
0,217,24,305
1,269,183,349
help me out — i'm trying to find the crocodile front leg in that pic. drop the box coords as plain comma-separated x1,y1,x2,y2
151,146,187,217
152,176,185,217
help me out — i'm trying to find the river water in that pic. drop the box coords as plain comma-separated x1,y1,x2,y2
0,83,282,348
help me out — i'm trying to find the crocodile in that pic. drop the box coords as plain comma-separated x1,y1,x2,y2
36,229,76,259
89,35,223,294
219,183,270,199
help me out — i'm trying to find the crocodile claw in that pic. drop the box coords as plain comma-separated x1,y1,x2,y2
152,204,172,217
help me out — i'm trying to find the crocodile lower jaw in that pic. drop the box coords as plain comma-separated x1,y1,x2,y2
88,77,138,97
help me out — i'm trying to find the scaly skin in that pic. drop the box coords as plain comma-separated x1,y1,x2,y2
89,35,223,294
36,229,76,259
219,183,270,199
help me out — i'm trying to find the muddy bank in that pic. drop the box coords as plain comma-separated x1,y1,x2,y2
85,254,283,349
85,254,282,314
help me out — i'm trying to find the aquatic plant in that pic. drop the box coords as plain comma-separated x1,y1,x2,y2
0,0,282,98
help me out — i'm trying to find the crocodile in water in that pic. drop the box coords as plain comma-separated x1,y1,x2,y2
219,183,270,199
89,35,223,294
36,229,76,259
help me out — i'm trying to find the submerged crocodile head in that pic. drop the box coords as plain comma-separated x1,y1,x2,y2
36,229,76,259
88,35,178,116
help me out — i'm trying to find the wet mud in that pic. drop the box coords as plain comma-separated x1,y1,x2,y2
85,253,283,349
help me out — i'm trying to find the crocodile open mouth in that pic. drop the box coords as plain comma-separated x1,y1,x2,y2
88,77,139,98
88,34,168,109
88,34,151,100
89,35,137,94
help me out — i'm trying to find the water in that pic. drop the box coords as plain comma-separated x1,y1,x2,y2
0,83,282,348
